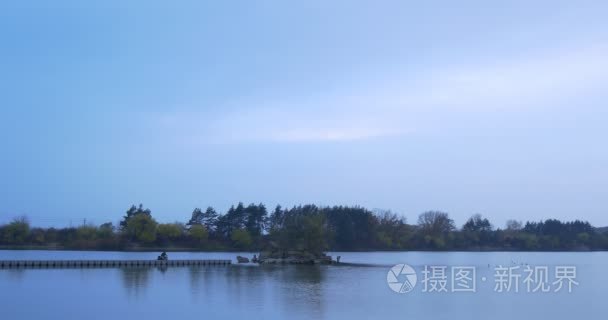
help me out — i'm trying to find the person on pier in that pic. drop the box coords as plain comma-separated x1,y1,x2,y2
157,252,168,261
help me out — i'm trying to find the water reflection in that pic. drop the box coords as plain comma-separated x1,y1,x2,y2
188,265,217,297
5,262,329,317
276,265,325,318
2,252,605,320
157,264,168,274
120,267,152,297
185,264,326,318
6,268,26,281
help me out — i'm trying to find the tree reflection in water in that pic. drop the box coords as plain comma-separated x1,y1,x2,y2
277,265,325,318
118,263,327,318
120,267,152,298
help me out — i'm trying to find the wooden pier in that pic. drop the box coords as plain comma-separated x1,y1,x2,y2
0,259,231,269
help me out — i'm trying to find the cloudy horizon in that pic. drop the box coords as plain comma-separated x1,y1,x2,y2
1,0,607,228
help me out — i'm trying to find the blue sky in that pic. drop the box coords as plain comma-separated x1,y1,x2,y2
1,0,607,227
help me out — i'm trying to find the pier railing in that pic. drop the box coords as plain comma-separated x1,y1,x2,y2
0,259,231,269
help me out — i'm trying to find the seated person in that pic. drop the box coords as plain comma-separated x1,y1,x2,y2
157,252,168,261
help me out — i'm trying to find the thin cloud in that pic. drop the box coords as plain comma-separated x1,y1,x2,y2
154,44,608,144
422,45,608,109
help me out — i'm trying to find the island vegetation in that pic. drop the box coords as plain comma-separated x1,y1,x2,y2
1,203,607,252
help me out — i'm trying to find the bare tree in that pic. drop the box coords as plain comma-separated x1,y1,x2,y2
417,211,455,235
505,219,523,231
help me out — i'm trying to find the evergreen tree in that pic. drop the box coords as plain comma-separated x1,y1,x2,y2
202,207,219,231
187,208,204,226
119,204,152,230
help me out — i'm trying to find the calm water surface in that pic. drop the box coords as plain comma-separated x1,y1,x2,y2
1,251,605,319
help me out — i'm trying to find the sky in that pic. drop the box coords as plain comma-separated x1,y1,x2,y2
1,0,607,228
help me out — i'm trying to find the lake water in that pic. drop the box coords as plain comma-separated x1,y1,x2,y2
1,251,605,319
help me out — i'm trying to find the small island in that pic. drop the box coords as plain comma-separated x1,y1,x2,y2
238,250,333,264
256,250,333,264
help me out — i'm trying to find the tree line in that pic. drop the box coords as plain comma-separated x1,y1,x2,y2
1,203,607,252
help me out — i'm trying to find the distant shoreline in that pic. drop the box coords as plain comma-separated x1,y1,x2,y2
0,245,605,253
2,204,607,252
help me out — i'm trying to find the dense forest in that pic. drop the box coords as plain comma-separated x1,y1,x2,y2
1,203,607,252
